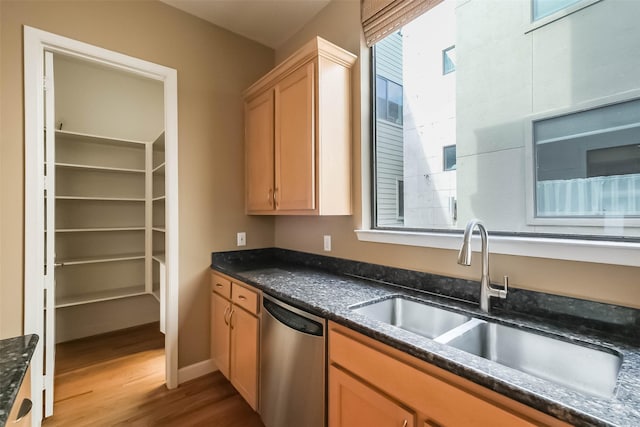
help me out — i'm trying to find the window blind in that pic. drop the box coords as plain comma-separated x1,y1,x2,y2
362,0,444,47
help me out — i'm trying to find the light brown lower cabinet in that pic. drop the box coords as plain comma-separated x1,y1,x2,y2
330,365,416,427
210,271,259,410
7,366,32,426
328,322,571,427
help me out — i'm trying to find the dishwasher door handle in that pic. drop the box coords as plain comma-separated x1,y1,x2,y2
263,296,324,336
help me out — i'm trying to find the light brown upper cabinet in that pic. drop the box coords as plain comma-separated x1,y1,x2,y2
244,37,357,215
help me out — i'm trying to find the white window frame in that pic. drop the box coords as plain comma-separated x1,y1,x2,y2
524,88,640,228
356,49,640,268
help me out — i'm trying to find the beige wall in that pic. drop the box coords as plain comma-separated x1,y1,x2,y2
274,1,640,309
0,1,275,367
54,54,164,142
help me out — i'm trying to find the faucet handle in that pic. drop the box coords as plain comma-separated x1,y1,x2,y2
498,275,508,299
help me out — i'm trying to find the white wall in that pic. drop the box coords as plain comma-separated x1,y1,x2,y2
403,0,457,228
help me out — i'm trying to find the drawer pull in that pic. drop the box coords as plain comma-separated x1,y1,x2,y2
215,283,223,288
15,398,32,422
238,295,247,301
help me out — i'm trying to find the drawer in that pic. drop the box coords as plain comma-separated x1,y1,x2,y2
211,272,231,299
232,283,259,314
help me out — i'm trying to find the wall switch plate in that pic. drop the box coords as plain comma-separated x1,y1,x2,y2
323,235,331,252
237,232,246,247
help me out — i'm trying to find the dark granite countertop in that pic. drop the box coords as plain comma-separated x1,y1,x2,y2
0,334,38,427
212,249,640,427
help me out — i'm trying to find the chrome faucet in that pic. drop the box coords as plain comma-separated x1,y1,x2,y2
457,218,508,312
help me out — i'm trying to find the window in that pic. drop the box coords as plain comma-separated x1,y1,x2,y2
534,98,640,219
371,0,640,240
443,145,456,171
442,45,456,75
532,0,582,20
397,179,405,220
376,77,403,125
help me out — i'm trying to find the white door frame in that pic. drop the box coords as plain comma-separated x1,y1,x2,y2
23,26,180,425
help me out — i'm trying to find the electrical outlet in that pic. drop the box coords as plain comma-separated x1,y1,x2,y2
323,235,331,252
237,232,246,247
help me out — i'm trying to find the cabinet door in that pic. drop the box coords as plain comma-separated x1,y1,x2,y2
7,366,32,426
230,306,259,410
245,90,275,212
210,291,231,378
329,365,415,427
275,61,316,211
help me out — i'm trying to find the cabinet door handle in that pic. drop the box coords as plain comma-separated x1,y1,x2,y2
223,306,230,326
401,420,408,427
229,309,236,329
273,188,278,208
15,398,32,422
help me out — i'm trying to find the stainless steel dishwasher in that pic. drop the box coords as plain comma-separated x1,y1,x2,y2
260,294,326,427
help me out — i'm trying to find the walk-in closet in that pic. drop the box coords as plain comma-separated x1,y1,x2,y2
52,54,166,347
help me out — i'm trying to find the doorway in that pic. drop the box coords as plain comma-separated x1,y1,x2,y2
23,26,179,426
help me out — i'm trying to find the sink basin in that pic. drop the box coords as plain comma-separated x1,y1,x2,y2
445,320,622,398
352,297,471,339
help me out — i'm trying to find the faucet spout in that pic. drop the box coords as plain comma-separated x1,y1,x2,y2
457,219,507,312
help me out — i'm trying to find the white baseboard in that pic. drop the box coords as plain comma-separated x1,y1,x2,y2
178,358,217,384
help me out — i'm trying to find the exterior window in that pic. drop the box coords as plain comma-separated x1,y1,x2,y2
532,0,582,20
443,45,456,75
370,0,640,239
397,179,405,220
443,145,456,171
534,99,640,218
376,77,403,125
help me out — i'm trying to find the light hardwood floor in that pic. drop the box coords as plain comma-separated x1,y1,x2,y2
44,323,264,426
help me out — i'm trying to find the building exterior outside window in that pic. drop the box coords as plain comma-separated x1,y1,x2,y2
442,45,456,75
532,0,582,20
374,0,456,228
443,145,456,171
372,0,640,239
374,32,404,227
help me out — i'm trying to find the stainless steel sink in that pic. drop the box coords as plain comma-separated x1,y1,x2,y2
444,320,622,398
352,297,471,339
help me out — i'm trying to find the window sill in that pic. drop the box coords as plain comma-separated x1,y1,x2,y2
355,229,640,267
